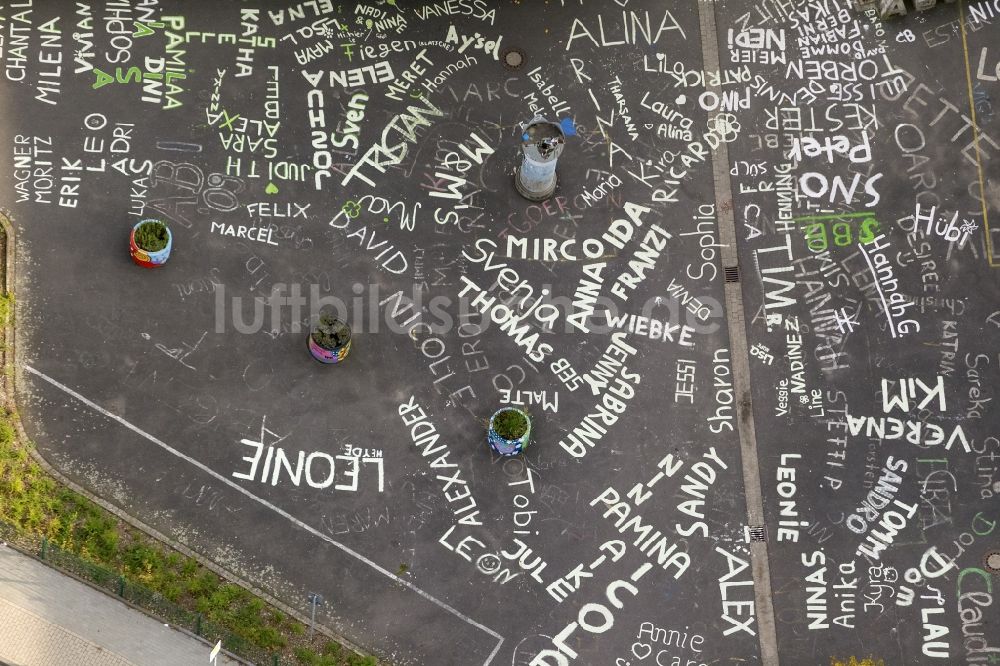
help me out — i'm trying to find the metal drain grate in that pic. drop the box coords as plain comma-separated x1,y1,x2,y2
724,265,740,283
748,525,767,542
985,550,1000,573
502,48,525,70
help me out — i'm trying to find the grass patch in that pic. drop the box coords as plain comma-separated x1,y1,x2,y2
0,289,378,665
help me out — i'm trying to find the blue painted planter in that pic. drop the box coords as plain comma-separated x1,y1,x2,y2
130,219,172,268
487,407,532,456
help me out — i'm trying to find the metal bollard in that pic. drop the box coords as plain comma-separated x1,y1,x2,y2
515,117,565,202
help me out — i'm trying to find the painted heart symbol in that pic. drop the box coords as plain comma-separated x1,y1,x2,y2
631,642,652,660
265,182,279,195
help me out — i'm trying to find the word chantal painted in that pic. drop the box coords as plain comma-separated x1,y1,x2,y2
398,397,482,525
530,562,655,666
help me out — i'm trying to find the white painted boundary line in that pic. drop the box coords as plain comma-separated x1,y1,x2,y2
24,365,505,665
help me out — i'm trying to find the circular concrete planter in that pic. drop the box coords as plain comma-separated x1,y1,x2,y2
130,219,172,268
308,315,352,364
487,407,532,456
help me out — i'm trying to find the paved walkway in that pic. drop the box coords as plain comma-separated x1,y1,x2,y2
0,544,241,666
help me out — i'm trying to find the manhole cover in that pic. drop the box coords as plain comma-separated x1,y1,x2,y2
503,48,525,70
986,550,1000,573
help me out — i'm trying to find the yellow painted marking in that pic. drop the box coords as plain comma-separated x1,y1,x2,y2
958,0,996,266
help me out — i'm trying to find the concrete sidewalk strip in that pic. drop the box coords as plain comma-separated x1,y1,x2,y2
0,544,240,666
0,597,134,666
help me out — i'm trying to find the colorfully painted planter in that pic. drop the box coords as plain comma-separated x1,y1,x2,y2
487,407,532,456
130,220,172,268
308,325,352,364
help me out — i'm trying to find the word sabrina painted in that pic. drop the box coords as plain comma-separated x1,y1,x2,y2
398,396,482,526
561,334,641,458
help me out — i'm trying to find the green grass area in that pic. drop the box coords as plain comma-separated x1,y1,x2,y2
0,291,377,666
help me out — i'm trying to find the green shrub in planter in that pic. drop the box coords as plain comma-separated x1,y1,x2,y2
308,313,352,363
134,221,169,252
493,409,528,439
488,407,531,456
130,219,173,267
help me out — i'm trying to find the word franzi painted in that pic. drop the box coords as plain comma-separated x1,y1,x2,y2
1,1,996,665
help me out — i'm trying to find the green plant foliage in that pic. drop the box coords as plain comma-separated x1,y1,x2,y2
134,221,169,252
492,409,528,439
0,293,12,324
311,313,351,350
